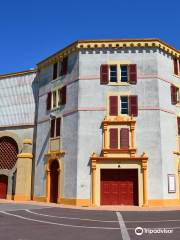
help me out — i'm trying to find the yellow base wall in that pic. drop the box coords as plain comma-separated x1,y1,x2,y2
33,196,90,206
6,194,13,200
33,196,47,202
15,157,32,199
14,195,31,201
59,198,90,206
149,199,180,206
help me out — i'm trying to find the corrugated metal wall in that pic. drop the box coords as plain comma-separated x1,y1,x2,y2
0,72,37,126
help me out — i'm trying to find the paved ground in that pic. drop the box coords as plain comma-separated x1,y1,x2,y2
0,202,180,240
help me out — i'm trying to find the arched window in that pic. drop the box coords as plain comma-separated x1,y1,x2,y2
0,137,18,170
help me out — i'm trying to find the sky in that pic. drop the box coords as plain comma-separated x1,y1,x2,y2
0,0,179,74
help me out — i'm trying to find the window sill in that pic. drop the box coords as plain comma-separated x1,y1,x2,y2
49,137,61,152
50,136,60,140
51,75,66,83
173,74,180,80
51,107,60,111
108,82,130,86
107,114,131,119
101,148,136,157
50,105,65,112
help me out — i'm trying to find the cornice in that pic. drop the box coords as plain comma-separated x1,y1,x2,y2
17,153,33,159
0,69,37,79
37,38,180,69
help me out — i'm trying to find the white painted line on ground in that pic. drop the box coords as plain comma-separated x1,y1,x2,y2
0,206,52,213
125,219,180,223
6,209,180,224
0,211,119,230
116,212,130,240
25,209,118,223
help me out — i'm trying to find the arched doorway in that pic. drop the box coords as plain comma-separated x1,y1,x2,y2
50,160,59,203
0,137,18,199
0,175,8,199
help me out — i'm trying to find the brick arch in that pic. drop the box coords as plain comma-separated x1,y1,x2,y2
0,132,22,153
0,137,18,170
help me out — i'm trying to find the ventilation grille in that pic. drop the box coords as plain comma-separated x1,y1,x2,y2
0,137,18,170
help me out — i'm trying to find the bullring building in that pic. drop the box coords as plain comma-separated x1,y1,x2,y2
0,38,180,207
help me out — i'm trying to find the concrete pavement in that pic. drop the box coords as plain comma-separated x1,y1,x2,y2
0,201,180,239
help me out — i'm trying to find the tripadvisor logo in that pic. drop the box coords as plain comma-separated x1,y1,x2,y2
135,227,173,235
135,227,143,236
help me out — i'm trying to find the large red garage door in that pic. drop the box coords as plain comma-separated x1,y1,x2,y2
0,175,8,199
101,169,138,205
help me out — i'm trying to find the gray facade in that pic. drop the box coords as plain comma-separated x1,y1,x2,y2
0,39,180,207
0,70,37,199
33,40,180,206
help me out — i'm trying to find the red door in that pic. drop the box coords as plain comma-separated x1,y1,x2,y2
0,175,8,199
101,169,138,205
50,160,59,203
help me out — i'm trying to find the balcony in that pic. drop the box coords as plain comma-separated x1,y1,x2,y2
101,148,136,157
49,137,61,152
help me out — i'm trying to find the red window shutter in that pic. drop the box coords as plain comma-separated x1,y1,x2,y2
47,92,52,110
100,64,109,84
171,85,178,105
129,95,138,117
128,64,137,84
60,86,67,105
60,57,68,76
56,118,61,137
177,118,180,135
173,58,178,75
50,119,55,138
120,128,129,149
109,128,118,149
109,96,118,116
53,62,58,80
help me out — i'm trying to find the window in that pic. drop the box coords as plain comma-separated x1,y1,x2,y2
171,85,179,105
109,96,118,116
59,86,66,105
50,119,55,138
120,96,128,114
109,95,138,116
120,128,129,149
47,92,52,111
56,118,61,137
100,64,137,84
109,128,129,149
177,117,180,135
60,57,68,76
177,89,180,103
177,117,180,151
110,65,117,82
52,57,68,80
58,89,61,107
50,117,61,138
100,64,109,84
51,86,67,109
109,128,118,148
120,65,128,82
52,91,57,108
53,62,58,80
173,58,180,76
